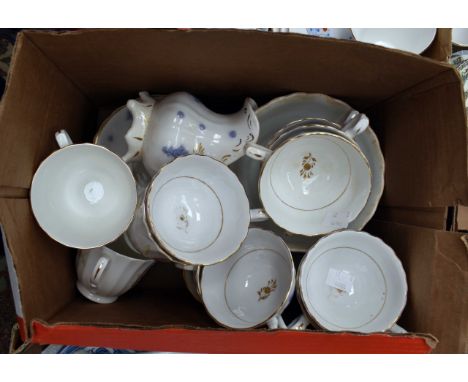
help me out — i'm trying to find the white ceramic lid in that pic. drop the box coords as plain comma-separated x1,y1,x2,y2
298,231,407,333
145,155,250,266
31,144,137,249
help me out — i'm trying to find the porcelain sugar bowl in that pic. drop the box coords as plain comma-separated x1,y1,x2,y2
123,91,260,175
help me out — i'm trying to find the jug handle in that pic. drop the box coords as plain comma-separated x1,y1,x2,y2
122,91,155,162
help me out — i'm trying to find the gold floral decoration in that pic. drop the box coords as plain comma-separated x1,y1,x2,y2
300,153,317,179
257,279,277,301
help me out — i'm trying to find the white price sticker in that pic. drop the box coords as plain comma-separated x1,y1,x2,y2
322,211,350,229
326,268,355,295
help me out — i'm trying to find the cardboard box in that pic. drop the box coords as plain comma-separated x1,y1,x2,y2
0,29,466,353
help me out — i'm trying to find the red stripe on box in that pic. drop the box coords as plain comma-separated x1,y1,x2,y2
17,316,27,342
31,321,435,353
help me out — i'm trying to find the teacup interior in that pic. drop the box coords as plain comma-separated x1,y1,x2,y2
270,135,352,210
224,248,291,324
260,133,371,236
31,144,137,248
299,231,407,333
152,176,223,253
147,155,250,265
201,228,294,329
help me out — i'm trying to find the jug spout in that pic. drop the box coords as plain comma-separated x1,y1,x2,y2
122,91,155,162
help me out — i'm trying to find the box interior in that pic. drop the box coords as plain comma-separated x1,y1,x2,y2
0,29,466,353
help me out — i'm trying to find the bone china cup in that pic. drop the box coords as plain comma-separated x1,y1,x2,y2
31,130,138,249
290,231,407,333
76,241,155,304
245,132,371,236
125,155,268,266
200,228,295,329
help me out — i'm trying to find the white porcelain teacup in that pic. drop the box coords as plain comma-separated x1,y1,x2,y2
124,155,268,266
30,130,138,249
289,230,407,333
244,130,371,236
123,91,260,174
76,238,155,304
199,228,295,329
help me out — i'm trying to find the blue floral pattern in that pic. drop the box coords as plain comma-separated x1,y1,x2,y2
162,145,189,158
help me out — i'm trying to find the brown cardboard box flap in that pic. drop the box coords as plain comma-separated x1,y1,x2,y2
456,205,468,231
423,28,452,62
24,29,449,105
0,33,94,191
0,198,76,334
368,220,468,353
369,67,468,208
376,206,448,230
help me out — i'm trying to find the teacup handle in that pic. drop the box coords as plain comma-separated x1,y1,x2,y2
266,315,288,329
55,130,73,148
389,324,407,334
245,142,273,161
250,208,269,223
288,314,310,330
341,111,369,139
89,256,109,289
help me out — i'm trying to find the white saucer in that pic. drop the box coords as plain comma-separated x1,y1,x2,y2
231,93,384,251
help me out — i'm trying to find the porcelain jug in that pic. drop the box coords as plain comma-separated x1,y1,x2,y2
123,91,260,175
